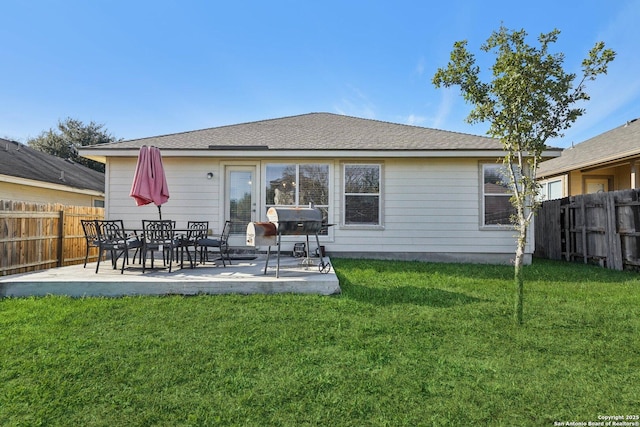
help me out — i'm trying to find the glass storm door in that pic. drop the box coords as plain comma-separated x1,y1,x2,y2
226,166,256,235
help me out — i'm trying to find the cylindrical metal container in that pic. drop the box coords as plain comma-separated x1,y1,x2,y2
246,222,277,246
266,207,323,235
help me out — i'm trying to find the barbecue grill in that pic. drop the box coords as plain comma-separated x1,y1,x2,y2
246,206,331,277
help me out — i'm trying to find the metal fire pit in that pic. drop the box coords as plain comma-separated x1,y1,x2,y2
246,206,330,277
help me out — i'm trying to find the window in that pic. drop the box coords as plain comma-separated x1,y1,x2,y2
482,163,515,226
343,164,381,226
265,163,329,227
546,180,562,200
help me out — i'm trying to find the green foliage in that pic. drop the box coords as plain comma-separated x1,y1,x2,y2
433,26,615,323
27,117,122,173
1,258,638,426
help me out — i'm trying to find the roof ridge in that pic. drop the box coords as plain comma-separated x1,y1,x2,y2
118,112,326,143
117,112,496,144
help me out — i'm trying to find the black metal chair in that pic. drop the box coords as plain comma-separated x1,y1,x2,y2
177,221,208,268
141,220,178,273
197,220,232,266
95,220,135,274
81,219,101,268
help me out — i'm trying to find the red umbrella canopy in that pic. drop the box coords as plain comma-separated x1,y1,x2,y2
129,146,170,217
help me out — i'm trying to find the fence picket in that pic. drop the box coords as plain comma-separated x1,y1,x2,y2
535,189,640,270
0,200,104,276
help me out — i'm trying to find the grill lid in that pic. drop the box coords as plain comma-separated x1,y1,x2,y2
267,206,324,235
267,207,322,223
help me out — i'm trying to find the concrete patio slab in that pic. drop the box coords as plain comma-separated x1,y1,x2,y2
0,255,340,297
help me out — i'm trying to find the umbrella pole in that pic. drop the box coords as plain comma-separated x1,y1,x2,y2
158,205,162,220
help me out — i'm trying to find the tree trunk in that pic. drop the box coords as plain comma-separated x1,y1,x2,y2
514,229,525,325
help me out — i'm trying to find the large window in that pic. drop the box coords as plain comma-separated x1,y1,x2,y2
482,163,515,226
343,163,381,226
265,163,329,224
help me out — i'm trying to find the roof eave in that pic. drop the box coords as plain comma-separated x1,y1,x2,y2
80,147,561,160
538,148,640,178
0,174,105,196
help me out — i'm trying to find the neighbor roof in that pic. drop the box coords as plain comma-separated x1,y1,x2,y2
0,138,105,192
538,118,640,177
87,112,504,151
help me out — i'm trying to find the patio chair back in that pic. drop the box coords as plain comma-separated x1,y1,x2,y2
186,221,209,241
220,220,232,250
99,220,128,242
141,220,177,272
196,220,233,267
81,219,100,268
94,220,131,274
177,221,208,268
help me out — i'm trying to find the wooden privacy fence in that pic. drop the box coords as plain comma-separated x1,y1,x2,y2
535,189,640,270
0,200,104,276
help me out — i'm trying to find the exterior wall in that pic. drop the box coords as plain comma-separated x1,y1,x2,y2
566,166,628,196
613,164,632,189
540,164,637,198
107,157,223,233
106,155,527,264
327,157,526,263
0,181,103,206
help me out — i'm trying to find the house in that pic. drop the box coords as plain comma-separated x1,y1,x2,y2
537,118,640,199
79,113,561,264
0,138,105,206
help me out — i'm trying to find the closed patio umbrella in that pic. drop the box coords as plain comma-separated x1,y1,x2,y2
129,145,170,219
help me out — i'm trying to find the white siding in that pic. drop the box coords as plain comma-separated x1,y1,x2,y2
325,158,525,260
105,155,529,263
107,157,224,233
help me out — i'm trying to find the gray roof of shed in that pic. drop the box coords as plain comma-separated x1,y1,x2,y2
0,138,105,192
538,118,640,177
92,112,504,151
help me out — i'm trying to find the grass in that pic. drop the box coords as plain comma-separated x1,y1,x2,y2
1,258,639,426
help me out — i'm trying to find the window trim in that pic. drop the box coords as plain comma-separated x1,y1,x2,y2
263,161,331,235
480,162,514,229
545,179,563,200
341,162,384,230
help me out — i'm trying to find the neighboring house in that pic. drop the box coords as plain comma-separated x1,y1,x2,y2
537,118,640,199
80,113,560,264
0,138,105,206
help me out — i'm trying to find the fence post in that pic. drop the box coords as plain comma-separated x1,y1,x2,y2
606,193,623,270
57,210,64,268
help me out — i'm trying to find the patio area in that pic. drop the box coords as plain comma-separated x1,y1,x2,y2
0,254,340,298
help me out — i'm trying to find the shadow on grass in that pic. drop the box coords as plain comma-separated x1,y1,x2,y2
340,280,484,307
332,257,640,286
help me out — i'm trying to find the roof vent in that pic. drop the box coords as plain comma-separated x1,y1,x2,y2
625,118,638,127
59,171,65,181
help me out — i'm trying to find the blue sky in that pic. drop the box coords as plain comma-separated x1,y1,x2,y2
1,0,639,148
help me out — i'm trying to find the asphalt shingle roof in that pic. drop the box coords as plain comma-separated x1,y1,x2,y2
93,112,503,151
0,138,105,192
538,118,640,177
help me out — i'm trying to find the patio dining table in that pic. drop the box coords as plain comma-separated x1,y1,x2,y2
124,225,211,271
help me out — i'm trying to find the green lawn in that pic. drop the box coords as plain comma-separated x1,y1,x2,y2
1,258,639,426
